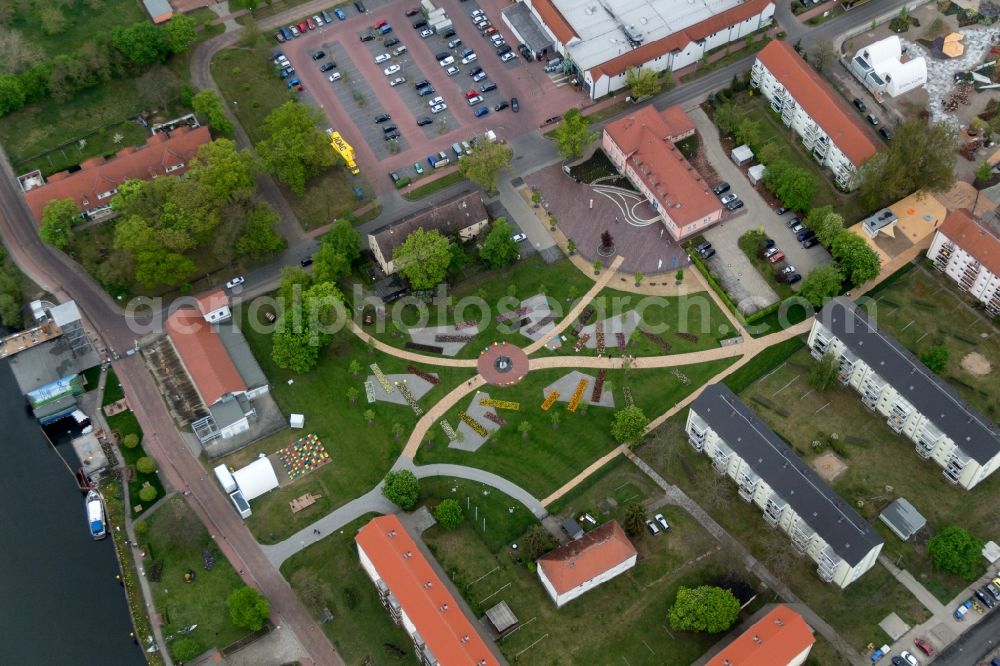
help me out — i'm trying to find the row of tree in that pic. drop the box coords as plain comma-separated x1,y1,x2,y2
797,205,882,304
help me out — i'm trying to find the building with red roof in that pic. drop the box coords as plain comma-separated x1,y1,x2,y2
355,515,499,666
165,308,246,406
603,105,723,240
706,605,814,666
195,289,231,324
520,0,774,99
751,40,878,189
927,208,1000,315
536,520,637,608
20,125,211,223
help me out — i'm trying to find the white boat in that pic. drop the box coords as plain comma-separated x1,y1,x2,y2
86,489,107,540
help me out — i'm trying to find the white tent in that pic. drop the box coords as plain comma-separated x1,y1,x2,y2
232,457,279,501
854,36,927,98
731,144,753,165
748,164,766,185
289,413,305,428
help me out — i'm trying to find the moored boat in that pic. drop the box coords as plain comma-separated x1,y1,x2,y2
86,489,106,540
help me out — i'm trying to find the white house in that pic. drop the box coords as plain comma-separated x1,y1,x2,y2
536,521,636,607
927,208,1000,316
195,289,231,324
850,35,927,98
809,297,1000,489
751,40,879,189
687,385,884,588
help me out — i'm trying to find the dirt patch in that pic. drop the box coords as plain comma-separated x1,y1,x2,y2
960,351,992,377
813,451,848,481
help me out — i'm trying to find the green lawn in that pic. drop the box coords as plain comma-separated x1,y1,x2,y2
547,455,662,528
279,168,373,231
723,336,804,393
102,366,125,406
638,412,932,649
80,364,103,393
402,171,467,200
142,496,249,659
419,477,540,553
280,513,419,665
217,311,474,543
106,409,165,517
415,359,735,499
4,0,145,55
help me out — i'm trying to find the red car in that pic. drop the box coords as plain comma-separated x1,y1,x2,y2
913,638,934,656
767,251,785,264
297,22,308,33
373,18,388,29
306,17,316,30
465,89,478,99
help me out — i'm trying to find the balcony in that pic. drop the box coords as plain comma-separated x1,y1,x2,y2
816,547,841,583
810,335,831,360
762,498,785,527
750,64,762,87
687,417,708,451
943,451,969,484
737,475,758,502
712,452,731,475
789,519,814,554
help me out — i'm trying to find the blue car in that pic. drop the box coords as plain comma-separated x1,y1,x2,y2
286,78,301,88
474,106,490,118
334,7,346,20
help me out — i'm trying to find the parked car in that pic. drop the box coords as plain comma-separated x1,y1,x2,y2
645,520,660,536
384,124,398,134
300,257,313,267
374,113,391,123
763,247,779,259
448,38,463,49
955,599,974,620
305,17,316,30
412,18,428,29
912,639,934,657
289,25,301,37
782,264,797,275
226,276,245,289
280,67,294,79
891,652,918,666
321,9,333,23
420,28,433,37
853,97,866,112
511,97,519,112
975,588,995,609
776,206,788,215
414,79,430,89
768,251,785,264
380,24,393,34
312,15,324,26
790,222,804,234
320,62,337,72
695,241,712,254
469,66,484,78
712,182,730,196
786,216,801,228
760,237,775,249
465,89,479,99
286,77,301,88
384,64,401,75
297,22,308,33
274,31,286,43
512,232,527,242
494,100,509,111
462,53,478,64
472,70,487,82
796,229,815,242
405,8,420,17
328,72,342,81
360,32,375,42
802,236,819,249
384,131,400,141
354,1,366,13
428,96,444,106
786,273,802,284
373,18,387,29
416,116,432,126
445,65,459,76
654,514,670,531
374,53,391,63
439,55,455,66
474,106,489,118
879,127,893,141
383,37,400,48
867,114,879,126
431,103,447,114
413,162,424,174
987,582,1000,601
334,7,346,20
719,191,737,204
389,76,406,86
700,248,716,259
478,81,498,94
726,199,743,211
500,51,517,62
417,86,436,96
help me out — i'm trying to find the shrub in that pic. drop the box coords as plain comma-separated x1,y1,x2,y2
136,457,157,474
122,433,140,449
138,485,158,503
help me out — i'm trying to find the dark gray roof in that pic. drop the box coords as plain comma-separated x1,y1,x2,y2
561,517,583,539
209,395,245,429
215,322,268,390
369,192,487,261
692,384,883,566
818,297,1000,464
879,498,926,541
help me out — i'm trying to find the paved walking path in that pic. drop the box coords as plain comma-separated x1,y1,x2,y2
540,445,627,507
880,556,947,616
395,459,547,519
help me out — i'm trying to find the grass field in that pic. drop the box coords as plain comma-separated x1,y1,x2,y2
415,358,735,499
279,168,373,231
280,513,419,665
218,312,474,543
423,462,762,665
4,0,145,55
102,366,125,406
402,171,466,200
105,409,165,517
142,496,248,659
547,455,662,530
638,412,933,649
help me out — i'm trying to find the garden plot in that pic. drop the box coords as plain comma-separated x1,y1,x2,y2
364,372,438,405
543,370,616,409
515,293,559,345
408,321,481,356
577,310,640,351
446,391,504,452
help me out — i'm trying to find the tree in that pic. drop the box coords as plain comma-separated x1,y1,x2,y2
256,101,339,194
624,66,662,98
138,485,158,502
831,232,881,287
391,422,405,440
381,470,419,510
111,22,169,66
601,230,614,249
550,411,561,429
977,161,994,183
566,238,576,255
171,637,204,662
634,271,644,286
799,264,843,306
0,75,26,116
858,120,957,209
434,499,463,529
809,351,839,391
39,198,80,249
163,15,198,54
623,501,645,537
480,218,519,269
920,345,949,373
0,30,42,75
236,204,285,258
39,6,68,35
764,161,817,211
518,420,532,440
312,221,360,284
187,139,255,203
364,409,375,425
227,586,271,631
458,138,512,193
712,102,740,135
136,457,157,474
122,433,140,449
611,406,649,444
734,117,760,149
668,586,740,633
271,315,321,372
553,108,596,159
394,228,451,290
192,89,235,138
810,38,836,72
323,219,361,265
805,205,843,247
347,387,359,404
349,359,362,376
521,524,556,560
928,526,984,580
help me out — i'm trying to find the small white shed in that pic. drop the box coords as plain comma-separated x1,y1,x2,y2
748,164,766,185
731,144,754,165
290,413,305,429
214,464,237,493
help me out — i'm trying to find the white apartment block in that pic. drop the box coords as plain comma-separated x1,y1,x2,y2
927,208,1000,316
810,297,1000,490
751,40,878,190
686,385,883,589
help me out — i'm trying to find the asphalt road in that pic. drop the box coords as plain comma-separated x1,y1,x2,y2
933,608,1000,666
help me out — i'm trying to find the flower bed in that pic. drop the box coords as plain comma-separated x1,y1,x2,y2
616,332,627,354
671,369,690,385
574,333,591,352
406,365,439,385
567,378,589,413
496,307,531,323
675,332,699,343
370,363,393,394
364,381,376,403
541,390,560,411
571,322,583,337
623,386,634,407
441,420,458,441
435,334,473,343
454,320,479,331
591,369,606,403
398,382,424,416
579,307,595,325
277,433,331,480
596,323,606,355
479,398,521,410
483,411,507,427
525,315,555,336
458,411,488,437
640,330,672,351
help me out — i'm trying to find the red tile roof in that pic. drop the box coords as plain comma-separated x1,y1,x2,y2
592,0,773,79
355,515,498,666
23,125,212,222
707,605,814,666
659,105,697,141
196,289,229,317
939,208,1000,278
756,40,878,166
165,308,245,405
537,521,636,596
604,106,721,226
530,0,577,44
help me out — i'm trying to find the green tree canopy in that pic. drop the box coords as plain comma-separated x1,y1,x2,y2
624,66,662,98
381,470,419,510
122,433,140,449
256,101,339,194
830,232,880,287
394,228,451,290
805,205,844,247
764,161,817,211
271,316,320,372
163,15,198,54
434,499,463,529
111,22,169,65
858,120,957,209
457,138,512,193
668,586,740,633
186,138,256,204
622,501,645,537
0,75,26,116
928,526,984,580
227,586,271,631
323,219,361,265
192,89,235,138
799,263,842,306
808,351,839,391
39,198,80,249
919,345,949,373
136,457,157,474
170,637,203,662
138,485,158,502
480,218,519,269
235,204,285,258
277,265,313,311
611,406,649,445
553,108,596,159
521,524,557,560
312,220,360,284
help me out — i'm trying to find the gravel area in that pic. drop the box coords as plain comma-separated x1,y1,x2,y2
447,391,503,452
542,370,615,409
408,322,481,356
365,372,437,405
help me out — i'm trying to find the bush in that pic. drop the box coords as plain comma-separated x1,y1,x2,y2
928,526,984,580
122,433,140,449
227,586,271,631
171,637,204,663
136,457,157,474
395,177,411,189
434,499,463,529
381,470,419,510
138,485,158,503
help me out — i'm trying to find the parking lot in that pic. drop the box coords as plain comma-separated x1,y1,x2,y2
273,0,584,193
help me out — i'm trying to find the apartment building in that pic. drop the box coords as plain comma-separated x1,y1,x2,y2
536,520,637,607
686,385,883,588
355,515,499,666
809,297,1000,489
926,208,1000,315
706,604,814,666
751,40,878,189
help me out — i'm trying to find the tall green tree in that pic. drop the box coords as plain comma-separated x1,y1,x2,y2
192,89,235,138
624,66,662,98
394,228,451,290
313,219,361,283
235,204,285,258
668,586,740,633
227,586,270,631
111,22,169,65
0,74,26,116
858,120,956,209
163,15,198,54
831,232,881,287
479,218,519,269
764,161,817,211
611,406,649,445
39,198,80,249
381,470,419,510
805,205,844,247
271,316,320,372
553,108,596,159
256,101,339,194
323,219,361,264
434,499,463,529
928,526,983,580
799,263,843,306
186,138,256,203
457,138,512,193
920,345,949,373
622,501,646,537
810,38,836,72
808,351,839,391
